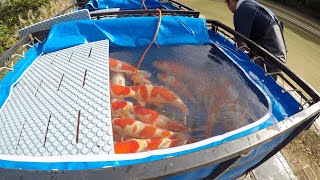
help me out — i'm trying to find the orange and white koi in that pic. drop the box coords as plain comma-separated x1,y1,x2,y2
112,118,190,140
111,100,133,118
109,58,137,74
130,85,189,123
114,137,189,154
109,58,151,84
110,72,126,86
127,70,152,85
157,73,196,103
110,85,135,99
132,105,191,133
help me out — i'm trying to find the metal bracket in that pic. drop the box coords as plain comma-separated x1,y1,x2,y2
281,89,301,93
11,54,25,59
0,66,14,72
236,45,250,54
299,99,314,110
263,63,281,76
23,44,34,49
264,71,281,76
251,56,264,63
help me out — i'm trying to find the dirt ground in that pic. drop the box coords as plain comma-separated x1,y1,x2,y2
281,128,320,179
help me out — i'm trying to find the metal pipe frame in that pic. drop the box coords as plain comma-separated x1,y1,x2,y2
168,0,198,11
0,11,319,180
206,19,320,103
90,9,200,19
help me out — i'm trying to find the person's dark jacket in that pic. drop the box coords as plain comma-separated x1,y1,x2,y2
234,0,287,62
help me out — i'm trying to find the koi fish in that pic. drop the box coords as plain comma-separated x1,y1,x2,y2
110,85,135,99
132,105,191,133
112,118,190,140
157,73,196,103
109,58,151,84
204,80,243,138
127,70,152,85
111,100,133,118
114,137,189,154
109,58,137,74
113,130,122,142
130,85,189,124
110,72,126,86
153,60,193,77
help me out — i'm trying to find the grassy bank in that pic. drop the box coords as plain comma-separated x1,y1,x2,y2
0,0,72,56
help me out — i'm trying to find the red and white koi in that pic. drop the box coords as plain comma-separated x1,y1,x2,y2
111,100,133,118
114,137,189,154
109,58,151,84
157,73,196,103
110,72,126,86
110,85,135,99
112,118,190,140
132,105,191,133
109,58,137,74
127,70,152,85
130,85,189,124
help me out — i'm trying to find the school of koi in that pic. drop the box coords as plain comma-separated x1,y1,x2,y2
109,57,252,154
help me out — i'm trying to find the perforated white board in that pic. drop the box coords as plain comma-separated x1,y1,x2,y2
0,40,113,156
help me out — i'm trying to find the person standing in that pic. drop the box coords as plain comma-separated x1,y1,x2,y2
225,0,287,63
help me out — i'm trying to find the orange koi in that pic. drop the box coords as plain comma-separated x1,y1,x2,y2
110,85,135,99
153,61,193,77
130,85,189,123
132,105,191,133
112,118,190,139
204,80,243,138
111,100,133,118
114,137,189,154
157,73,196,103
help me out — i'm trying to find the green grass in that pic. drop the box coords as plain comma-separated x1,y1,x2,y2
0,0,72,80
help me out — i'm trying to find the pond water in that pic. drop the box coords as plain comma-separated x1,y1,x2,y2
110,44,268,143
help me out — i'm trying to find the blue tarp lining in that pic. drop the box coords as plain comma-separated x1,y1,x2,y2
85,0,162,10
43,16,210,54
0,16,301,171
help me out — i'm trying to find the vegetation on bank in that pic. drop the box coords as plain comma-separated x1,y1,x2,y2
0,0,319,56
271,0,320,18
0,0,72,56
271,0,320,9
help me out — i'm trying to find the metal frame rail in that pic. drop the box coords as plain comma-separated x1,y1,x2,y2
168,0,198,11
90,9,200,19
0,31,48,76
0,14,319,180
205,19,320,178
55,0,200,18
206,19,320,104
